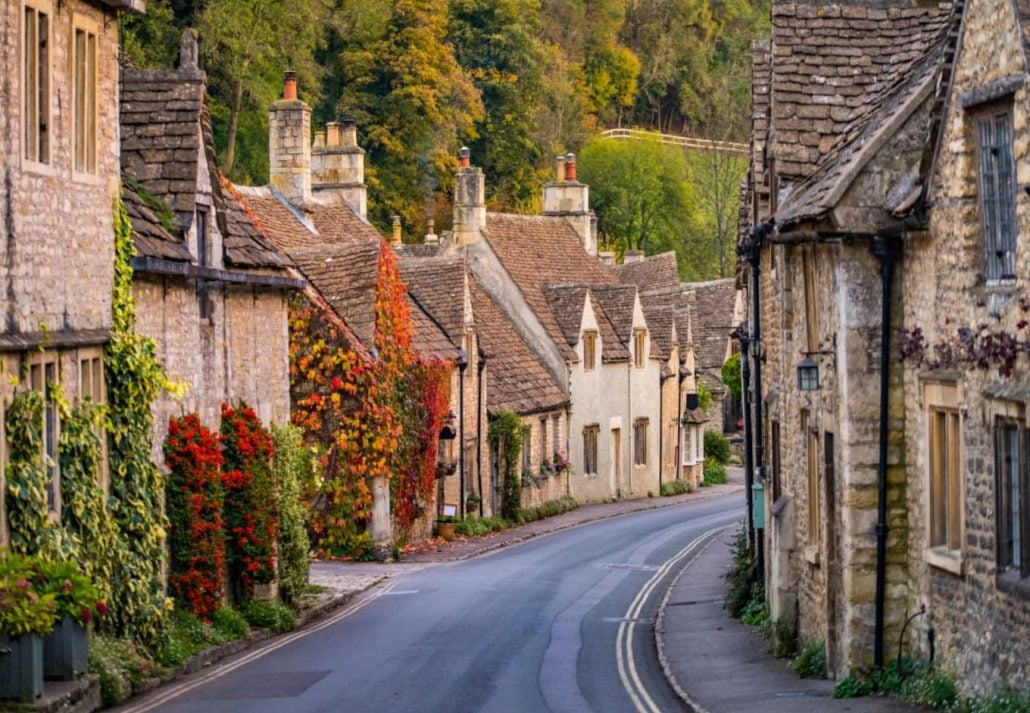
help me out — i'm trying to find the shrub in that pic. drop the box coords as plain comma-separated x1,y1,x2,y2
771,618,798,658
164,413,225,620
793,641,827,679
959,686,1030,713
454,517,511,537
151,609,227,667
834,676,874,699
722,353,742,399
704,430,731,464
221,403,279,603
242,600,296,633
740,583,769,627
520,496,577,523
489,411,524,521
703,463,728,486
901,666,959,710
660,480,693,496
211,606,250,641
271,423,312,608
88,635,163,706
724,528,755,618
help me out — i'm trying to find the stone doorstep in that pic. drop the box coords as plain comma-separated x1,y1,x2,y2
0,676,100,713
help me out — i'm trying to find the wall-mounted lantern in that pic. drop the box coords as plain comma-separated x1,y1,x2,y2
797,357,819,392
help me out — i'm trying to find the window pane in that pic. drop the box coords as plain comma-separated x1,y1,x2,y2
37,11,48,163
930,411,946,546
75,29,85,170
1007,427,1021,567
86,33,96,171
947,413,961,551
24,8,37,160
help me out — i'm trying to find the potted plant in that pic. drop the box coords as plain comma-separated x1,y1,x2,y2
0,552,58,702
552,451,570,474
36,561,105,680
465,492,481,513
436,515,457,542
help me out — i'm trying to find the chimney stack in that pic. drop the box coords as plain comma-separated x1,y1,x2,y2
453,147,486,246
312,117,368,219
269,70,312,206
543,150,595,255
425,217,439,244
391,216,402,245
598,251,615,266
623,250,645,264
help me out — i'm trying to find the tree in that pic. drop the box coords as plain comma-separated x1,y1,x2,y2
198,0,329,174
687,144,746,278
338,0,484,234
119,0,182,69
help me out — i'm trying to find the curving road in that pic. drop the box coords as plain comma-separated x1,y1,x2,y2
127,493,743,713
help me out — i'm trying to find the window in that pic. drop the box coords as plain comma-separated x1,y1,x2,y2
996,419,1028,578
23,2,51,164
805,414,820,547
552,415,561,457
634,418,648,466
72,22,97,173
634,330,646,368
539,417,548,467
976,108,1018,281
929,407,962,552
583,425,599,475
29,354,59,514
683,428,693,466
196,208,209,266
79,352,108,490
771,421,782,502
802,247,819,351
583,331,597,371
521,425,531,474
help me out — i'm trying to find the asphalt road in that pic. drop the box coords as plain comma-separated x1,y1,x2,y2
132,493,744,713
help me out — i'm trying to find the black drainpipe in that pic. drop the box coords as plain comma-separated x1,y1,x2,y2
676,365,684,483
736,322,755,551
746,227,767,584
872,234,900,669
477,351,486,518
458,350,468,520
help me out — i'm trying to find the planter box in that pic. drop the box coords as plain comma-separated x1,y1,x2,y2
437,522,456,541
44,616,88,680
0,633,44,702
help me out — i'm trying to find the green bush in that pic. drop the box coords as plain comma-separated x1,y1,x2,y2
722,353,742,399
660,480,693,496
454,516,511,537
703,463,728,486
519,495,577,524
242,600,296,633
704,430,731,464
724,528,755,618
740,583,769,627
959,686,1030,713
151,609,227,667
834,676,874,699
88,635,163,706
272,424,313,608
793,641,827,679
211,606,250,641
771,618,798,658
901,666,959,710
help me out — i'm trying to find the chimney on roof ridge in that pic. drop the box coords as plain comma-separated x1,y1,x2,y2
269,70,312,207
453,147,486,246
623,250,644,264
598,251,615,266
391,216,402,245
425,217,439,244
543,150,594,256
312,117,367,219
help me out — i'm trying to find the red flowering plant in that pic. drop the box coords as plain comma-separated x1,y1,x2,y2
164,414,225,620
221,403,278,602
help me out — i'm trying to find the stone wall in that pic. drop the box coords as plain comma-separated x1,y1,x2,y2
901,0,1030,695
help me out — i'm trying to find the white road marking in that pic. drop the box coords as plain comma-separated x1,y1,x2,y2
616,526,724,713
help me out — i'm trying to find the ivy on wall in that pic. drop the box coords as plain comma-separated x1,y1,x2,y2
271,423,313,607
488,410,524,522
5,389,62,558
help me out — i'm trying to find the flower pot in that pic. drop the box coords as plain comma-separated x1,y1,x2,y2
437,522,456,541
43,616,88,680
0,633,44,702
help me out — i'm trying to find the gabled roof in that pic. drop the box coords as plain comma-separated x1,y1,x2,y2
589,285,638,342
288,241,380,346
769,1,952,181
408,296,459,361
483,212,619,362
397,256,467,348
611,252,680,289
542,285,589,347
122,180,192,262
637,294,677,361
470,278,568,416
614,252,684,362
685,278,736,371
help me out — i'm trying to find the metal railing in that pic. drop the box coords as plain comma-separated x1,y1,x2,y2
599,127,749,156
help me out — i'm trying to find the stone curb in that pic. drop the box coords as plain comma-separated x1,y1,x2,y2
431,485,744,564
653,531,725,713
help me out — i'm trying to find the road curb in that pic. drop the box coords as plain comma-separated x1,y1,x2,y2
439,486,744,563
653,529,727,713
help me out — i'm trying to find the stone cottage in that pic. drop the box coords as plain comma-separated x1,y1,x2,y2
0,0,144,544
742,0,1030,695
119,32,302,463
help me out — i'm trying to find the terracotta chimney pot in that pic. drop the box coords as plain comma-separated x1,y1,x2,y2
556,155,566,182
565,152,577,181
459,146,471,169
283,71,298,101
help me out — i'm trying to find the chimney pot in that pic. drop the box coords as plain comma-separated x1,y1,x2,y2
283,71,298,101
459,146,471,168
313,129,326,149
565,152,577,181
326,121,342,147
341,118,358,147
391,215,402,245
556,155,566,182
425,217,439,244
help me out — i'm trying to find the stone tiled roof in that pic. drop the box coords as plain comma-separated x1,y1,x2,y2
752,39,772,207
288,241,380,346
470,278,568,416
638,295,677,361
542,285,589,347
589,285,638,342
685,278,736,370
611,252,680,288
483,213,619,362
217,176,289,268
122,179,192,262
408,296,459,361
769,1,952,181
397,256,467,347
394,243,446,258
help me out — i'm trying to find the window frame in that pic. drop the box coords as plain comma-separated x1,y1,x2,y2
583,424,599,475
633,418,648,467
924,380,964,574
71,13,99,177
21,0,54,169
995,415,1029,581
582,330,597,372
806,417,820,549
973,101,1019,283
78,347,108,492
551,414,561,458
633,329,646,369
521,424,532,474
27,351,60,518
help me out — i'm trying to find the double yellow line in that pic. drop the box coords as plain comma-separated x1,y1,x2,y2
118,582,392,713
616,526,725,713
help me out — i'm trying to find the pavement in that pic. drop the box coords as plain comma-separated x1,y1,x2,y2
656,530,917,713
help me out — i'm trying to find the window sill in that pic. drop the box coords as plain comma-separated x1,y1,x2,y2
997,570,1030,600
21,159,56,177
925,546,963,576
72,170,103,186
803,545,820,566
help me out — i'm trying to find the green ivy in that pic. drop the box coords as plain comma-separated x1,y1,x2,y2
271,423,312,608
488,411,524,522
104,193,171,645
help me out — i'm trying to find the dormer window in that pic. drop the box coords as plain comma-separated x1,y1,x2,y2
583,331,597,371
634,329,646,368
